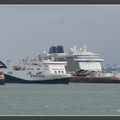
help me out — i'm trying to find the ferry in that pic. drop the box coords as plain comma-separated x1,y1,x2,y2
39,45,104,77
65,44,104,76
1,58,71,84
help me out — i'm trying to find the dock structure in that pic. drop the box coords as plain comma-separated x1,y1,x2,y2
70,76,120,83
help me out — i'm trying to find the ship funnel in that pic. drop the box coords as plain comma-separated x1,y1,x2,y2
49,45,64,54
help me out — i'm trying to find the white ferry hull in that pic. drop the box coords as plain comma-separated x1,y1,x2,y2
4,74,70,84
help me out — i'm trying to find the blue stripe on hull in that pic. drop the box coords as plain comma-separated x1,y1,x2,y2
4,74,70,84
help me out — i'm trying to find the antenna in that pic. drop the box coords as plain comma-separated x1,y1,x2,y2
83,44,87,51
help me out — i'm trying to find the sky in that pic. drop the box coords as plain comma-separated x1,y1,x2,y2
0,5,120,66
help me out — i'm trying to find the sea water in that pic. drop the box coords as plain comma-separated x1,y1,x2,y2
0,83,120,115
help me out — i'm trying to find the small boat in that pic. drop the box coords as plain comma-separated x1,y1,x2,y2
0,61,6,85
0,72,5,85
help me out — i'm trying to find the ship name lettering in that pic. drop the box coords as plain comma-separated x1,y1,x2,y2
31,75,45,77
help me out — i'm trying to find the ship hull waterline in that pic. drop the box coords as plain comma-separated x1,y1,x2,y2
4,74,70,84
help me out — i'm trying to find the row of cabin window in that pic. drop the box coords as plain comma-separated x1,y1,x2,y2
27,68,64,73
54,71,64,73
28,68,40,70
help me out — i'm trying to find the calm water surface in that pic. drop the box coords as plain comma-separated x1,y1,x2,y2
0,83,120,115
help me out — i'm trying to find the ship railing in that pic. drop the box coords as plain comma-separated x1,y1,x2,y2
74,58,104,62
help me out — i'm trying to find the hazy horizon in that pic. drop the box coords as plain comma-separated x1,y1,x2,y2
0,5,120,66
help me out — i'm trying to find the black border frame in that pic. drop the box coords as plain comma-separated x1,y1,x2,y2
0,116,120,120
0,0,120,4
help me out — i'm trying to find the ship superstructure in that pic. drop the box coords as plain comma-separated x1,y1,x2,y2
66,44,103,73
40,45,104,76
